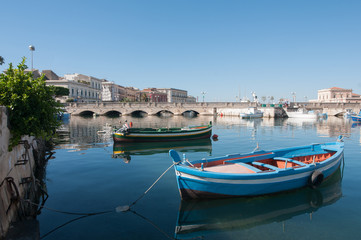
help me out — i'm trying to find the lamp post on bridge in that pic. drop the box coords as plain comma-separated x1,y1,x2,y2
201,91,207,102
29,45,35,70
291,92,296,103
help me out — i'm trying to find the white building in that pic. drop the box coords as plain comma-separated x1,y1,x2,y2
46,72,102,102
101,81,127,102
316,87,361,103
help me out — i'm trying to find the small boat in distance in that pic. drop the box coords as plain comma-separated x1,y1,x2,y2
169,136,344,200
240,107,263,119
351,115,361,122
286,108,320,119
350,109,361,122
113,122,212,142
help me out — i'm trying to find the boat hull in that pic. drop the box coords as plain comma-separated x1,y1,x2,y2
172,141,344,199
113,126,212,142
286,112,319,119
351,115,361,122
240,113,263,119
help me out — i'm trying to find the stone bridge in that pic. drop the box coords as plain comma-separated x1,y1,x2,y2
64,101,361,117
66,102,261,116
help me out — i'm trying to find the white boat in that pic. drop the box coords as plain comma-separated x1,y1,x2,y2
286,108,320,119
240,107,263,119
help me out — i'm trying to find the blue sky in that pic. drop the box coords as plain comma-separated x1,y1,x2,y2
1,0,361,102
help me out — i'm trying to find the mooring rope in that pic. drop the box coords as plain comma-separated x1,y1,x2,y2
24,162,177,239
24,162,176,215
23,200,113,216
128,162,175,209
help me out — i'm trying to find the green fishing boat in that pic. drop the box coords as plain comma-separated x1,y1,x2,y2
113,122,212,142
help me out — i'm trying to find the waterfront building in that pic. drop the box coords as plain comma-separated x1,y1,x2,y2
316,87,361,103
124,87,140,102
157,88,189,103
46,72,102,102
141,88,168,102
102,80,127,102
186,95,197,103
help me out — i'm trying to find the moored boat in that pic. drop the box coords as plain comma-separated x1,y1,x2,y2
169,136,344,199
351,115,361,122
286,108,320,119
113,122,212,142
239,107,263,119
350,109,361,122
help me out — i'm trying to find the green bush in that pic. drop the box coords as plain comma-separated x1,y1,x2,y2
0,58,62,150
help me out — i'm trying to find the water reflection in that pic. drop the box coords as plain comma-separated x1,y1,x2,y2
113,139,212,163
175,168,342,239
54,115,353,151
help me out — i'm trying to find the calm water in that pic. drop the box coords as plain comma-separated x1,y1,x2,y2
38,115,361,239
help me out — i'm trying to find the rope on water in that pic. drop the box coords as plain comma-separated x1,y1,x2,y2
127,162,175,209
23,199,113,216
24,162,176,215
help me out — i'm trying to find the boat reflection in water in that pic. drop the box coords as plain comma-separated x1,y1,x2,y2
112,138,212,163
175,167,342,239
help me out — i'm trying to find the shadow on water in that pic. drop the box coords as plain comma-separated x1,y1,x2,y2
112,138,213,163
175,167,343,239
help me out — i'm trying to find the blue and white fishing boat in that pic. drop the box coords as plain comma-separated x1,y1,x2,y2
351,115,361,122
350,109,361,122
169,136,344,199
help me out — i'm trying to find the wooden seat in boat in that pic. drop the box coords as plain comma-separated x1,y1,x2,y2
273,157,307,168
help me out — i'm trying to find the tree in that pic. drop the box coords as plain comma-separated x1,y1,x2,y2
54,86,70,96
0,56,4,65
261,96,266,103
0,58,62,149
270,96,274,103
141,93,149,102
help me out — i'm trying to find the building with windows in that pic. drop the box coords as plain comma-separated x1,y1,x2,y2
45,72,102,102
101,80,128,102
157,88,189,103
186,95,197,103
316,87,361,103
141,88,168,102
124,87,140,102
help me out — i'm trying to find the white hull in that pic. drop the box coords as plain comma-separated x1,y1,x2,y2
240,113,263,118
286,112,319,119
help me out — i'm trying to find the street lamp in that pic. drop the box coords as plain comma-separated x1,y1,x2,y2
201,91,207,102
29,45,35,70
291,92,296,103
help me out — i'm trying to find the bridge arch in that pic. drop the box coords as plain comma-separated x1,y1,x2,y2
155,110,174,117
130,110,148,117
103,110,122,117
182,110,199,118
78,110,96,117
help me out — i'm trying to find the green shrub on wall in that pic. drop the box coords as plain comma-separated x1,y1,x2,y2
0,58,62,150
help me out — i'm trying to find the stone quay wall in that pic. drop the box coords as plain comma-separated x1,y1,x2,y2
0,106,46,238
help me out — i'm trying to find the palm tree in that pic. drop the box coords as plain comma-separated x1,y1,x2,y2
270,96,274,103
261,96,266,103
0,56,4,65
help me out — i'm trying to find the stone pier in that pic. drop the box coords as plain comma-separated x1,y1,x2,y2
0,107,46,239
